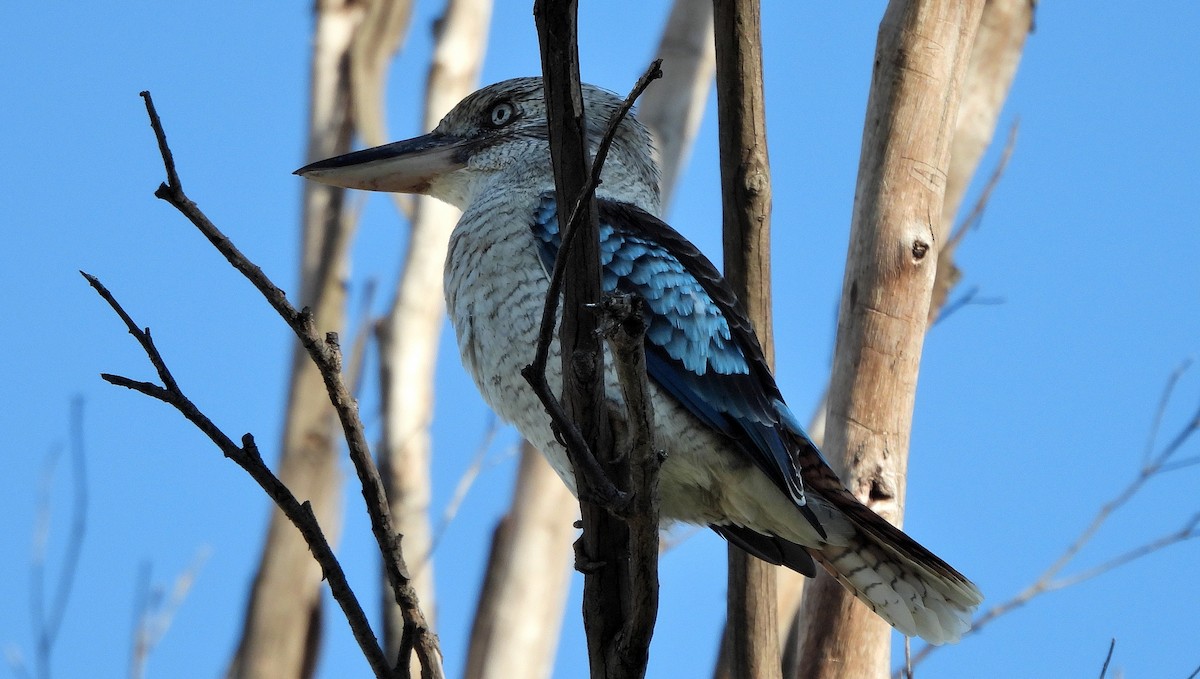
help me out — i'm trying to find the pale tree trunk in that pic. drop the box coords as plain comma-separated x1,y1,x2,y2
464,443,577,679
376,0,492,666
227,2,424,677
639,0,715,212
779,3,1031,672
711,1,781,679
930,0,1032,316
792,3,983,679
461,3,714,677
227,2,361,677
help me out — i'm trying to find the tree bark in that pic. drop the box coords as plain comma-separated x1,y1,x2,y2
464,3,714,674
639,0,716,212
464,443,576,679
377,0,491,665
930,0,1032,318
792,2,983,678
710,2,780,679
780,3,1031,669
534,3,628,678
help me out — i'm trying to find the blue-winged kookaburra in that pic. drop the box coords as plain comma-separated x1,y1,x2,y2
297,78,982,644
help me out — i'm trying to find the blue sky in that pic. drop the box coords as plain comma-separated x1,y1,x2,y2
3,2,1199,678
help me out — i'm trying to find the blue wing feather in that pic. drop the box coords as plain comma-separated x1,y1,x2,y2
530,194,824,539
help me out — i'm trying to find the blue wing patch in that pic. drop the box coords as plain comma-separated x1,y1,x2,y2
530,194,822,537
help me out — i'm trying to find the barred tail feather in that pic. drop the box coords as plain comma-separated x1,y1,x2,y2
812,512,983,645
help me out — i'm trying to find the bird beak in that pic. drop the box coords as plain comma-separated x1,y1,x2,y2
294,132,470,193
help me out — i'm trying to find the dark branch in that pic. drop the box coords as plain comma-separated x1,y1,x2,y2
520,58,663,509
1097,638,1115,679
136,91,442,679
83,271,392,678
598,294,663,672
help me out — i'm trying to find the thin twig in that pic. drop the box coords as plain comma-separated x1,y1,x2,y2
84,272,394,679
1098,638,1115,679
130,548,210,679
28,398,88,679
135,91,443,679
946,120,1018,252
426,418,504,562
902,363,1200,675
520,59,662,509
934,285,1005,326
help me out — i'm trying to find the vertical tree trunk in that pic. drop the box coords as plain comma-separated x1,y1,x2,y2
377,0,492,665
792,2,983,678
463,3,714,674
711,2,780,679
226,2,360,677
780,4,1031,670
929,0,1032,318
639,0,716,212
464,443,577,679
534,3,633,676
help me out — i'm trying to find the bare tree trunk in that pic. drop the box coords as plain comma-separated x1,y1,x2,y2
792,3,983,678
461,3,714,675
464,443,577,679
226,2,361,677
710,2,781,679
376,0,492,665
930,0,1032,317
779,4,1030,671
639,0,715,212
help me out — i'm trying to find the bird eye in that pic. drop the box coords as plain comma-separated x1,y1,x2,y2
487,101,516,128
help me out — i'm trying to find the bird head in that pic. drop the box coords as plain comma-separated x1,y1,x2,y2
296,77,661,213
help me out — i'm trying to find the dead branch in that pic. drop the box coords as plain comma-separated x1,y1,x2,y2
902,363,1200,674
793,2,985,677
519,57,663,511
467,3,714,675
233,0,365,671
23,398,88,679
598,294,664,672
711,0,781,676
350,0,417,222
783,3,1028,663
119,91,444,679
129,549,210,679
464,443,576,679
82,272,393,679
376,0,492,664
531,4,664,675
639,0,715,211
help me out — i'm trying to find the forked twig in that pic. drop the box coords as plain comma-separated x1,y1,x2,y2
901,363,1200,675
138,90,442,679
520,59,663,509
83,271,393,678
91,90,447,679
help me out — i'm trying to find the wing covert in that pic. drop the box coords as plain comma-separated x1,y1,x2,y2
530,194,819,525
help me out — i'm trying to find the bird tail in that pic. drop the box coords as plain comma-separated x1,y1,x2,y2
808,495,983,645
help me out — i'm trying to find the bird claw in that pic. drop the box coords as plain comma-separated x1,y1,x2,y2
572,537,606,573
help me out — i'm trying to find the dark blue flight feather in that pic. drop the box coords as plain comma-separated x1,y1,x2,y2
530,194,827,548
